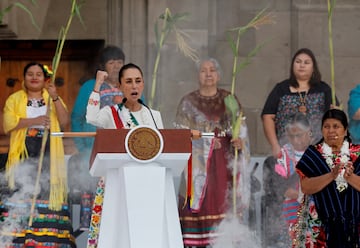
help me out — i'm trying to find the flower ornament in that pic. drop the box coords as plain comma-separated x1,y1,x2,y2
348,144,360,161
325,157,333,166
43,65,54,78
292,196,324,247
339,155,349,164
320,140,350,192
350,153,358,162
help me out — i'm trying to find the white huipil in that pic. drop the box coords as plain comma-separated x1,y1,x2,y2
86,91,163,129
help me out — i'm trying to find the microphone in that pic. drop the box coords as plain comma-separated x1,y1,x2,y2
137,99,159,129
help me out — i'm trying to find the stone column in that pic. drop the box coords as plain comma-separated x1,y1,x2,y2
106,0,122,46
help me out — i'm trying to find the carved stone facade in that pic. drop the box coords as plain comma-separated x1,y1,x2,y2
3,0,360,155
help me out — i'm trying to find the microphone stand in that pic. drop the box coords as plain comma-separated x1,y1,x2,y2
137,99,159,129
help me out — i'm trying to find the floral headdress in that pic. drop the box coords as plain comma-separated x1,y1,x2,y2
43,65,54,78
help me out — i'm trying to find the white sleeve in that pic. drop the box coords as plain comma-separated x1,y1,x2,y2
86,92,116,129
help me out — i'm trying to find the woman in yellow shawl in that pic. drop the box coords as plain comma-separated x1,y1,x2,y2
0,62,76,247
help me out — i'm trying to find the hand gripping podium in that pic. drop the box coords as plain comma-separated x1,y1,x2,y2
89,126,191,248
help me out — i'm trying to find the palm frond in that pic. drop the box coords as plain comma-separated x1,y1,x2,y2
149,8,198,108
0,2,40,30
226,32,237,55
224,94,240,127
236,40,269,74
74,2,85,27
227,7,274,95
13,3,39,29
175,29,199,62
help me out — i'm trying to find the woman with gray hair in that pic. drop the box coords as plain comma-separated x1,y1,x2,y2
174,58,250,248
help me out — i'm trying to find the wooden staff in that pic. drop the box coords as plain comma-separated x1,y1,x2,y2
28,98,51,227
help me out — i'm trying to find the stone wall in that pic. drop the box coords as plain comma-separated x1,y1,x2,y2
3,0,360,156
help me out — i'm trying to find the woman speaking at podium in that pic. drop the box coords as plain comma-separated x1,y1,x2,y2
86,63,164,248
87,63,163,130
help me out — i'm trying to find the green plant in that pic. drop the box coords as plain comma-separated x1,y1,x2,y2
227,7,274,96
327,0,337,106
224,8,274,215
225,8,273,141
29,0,85,225
50,0,85,84
0,0,39,30
150,8,198,108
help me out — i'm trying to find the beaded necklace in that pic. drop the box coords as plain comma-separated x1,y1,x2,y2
298,91,307,113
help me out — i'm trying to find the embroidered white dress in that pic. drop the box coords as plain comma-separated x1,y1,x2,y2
86,91,163,129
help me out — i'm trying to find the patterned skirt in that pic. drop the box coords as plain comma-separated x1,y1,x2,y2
178,141,233,247
0,200,76,248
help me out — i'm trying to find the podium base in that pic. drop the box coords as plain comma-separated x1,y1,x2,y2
97,164,183,248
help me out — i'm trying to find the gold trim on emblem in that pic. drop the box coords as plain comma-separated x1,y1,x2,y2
127,126,162,161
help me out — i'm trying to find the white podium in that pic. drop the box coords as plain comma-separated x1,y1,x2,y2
89,128,191,248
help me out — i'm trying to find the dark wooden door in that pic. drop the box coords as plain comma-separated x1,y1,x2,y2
0,40,104,154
